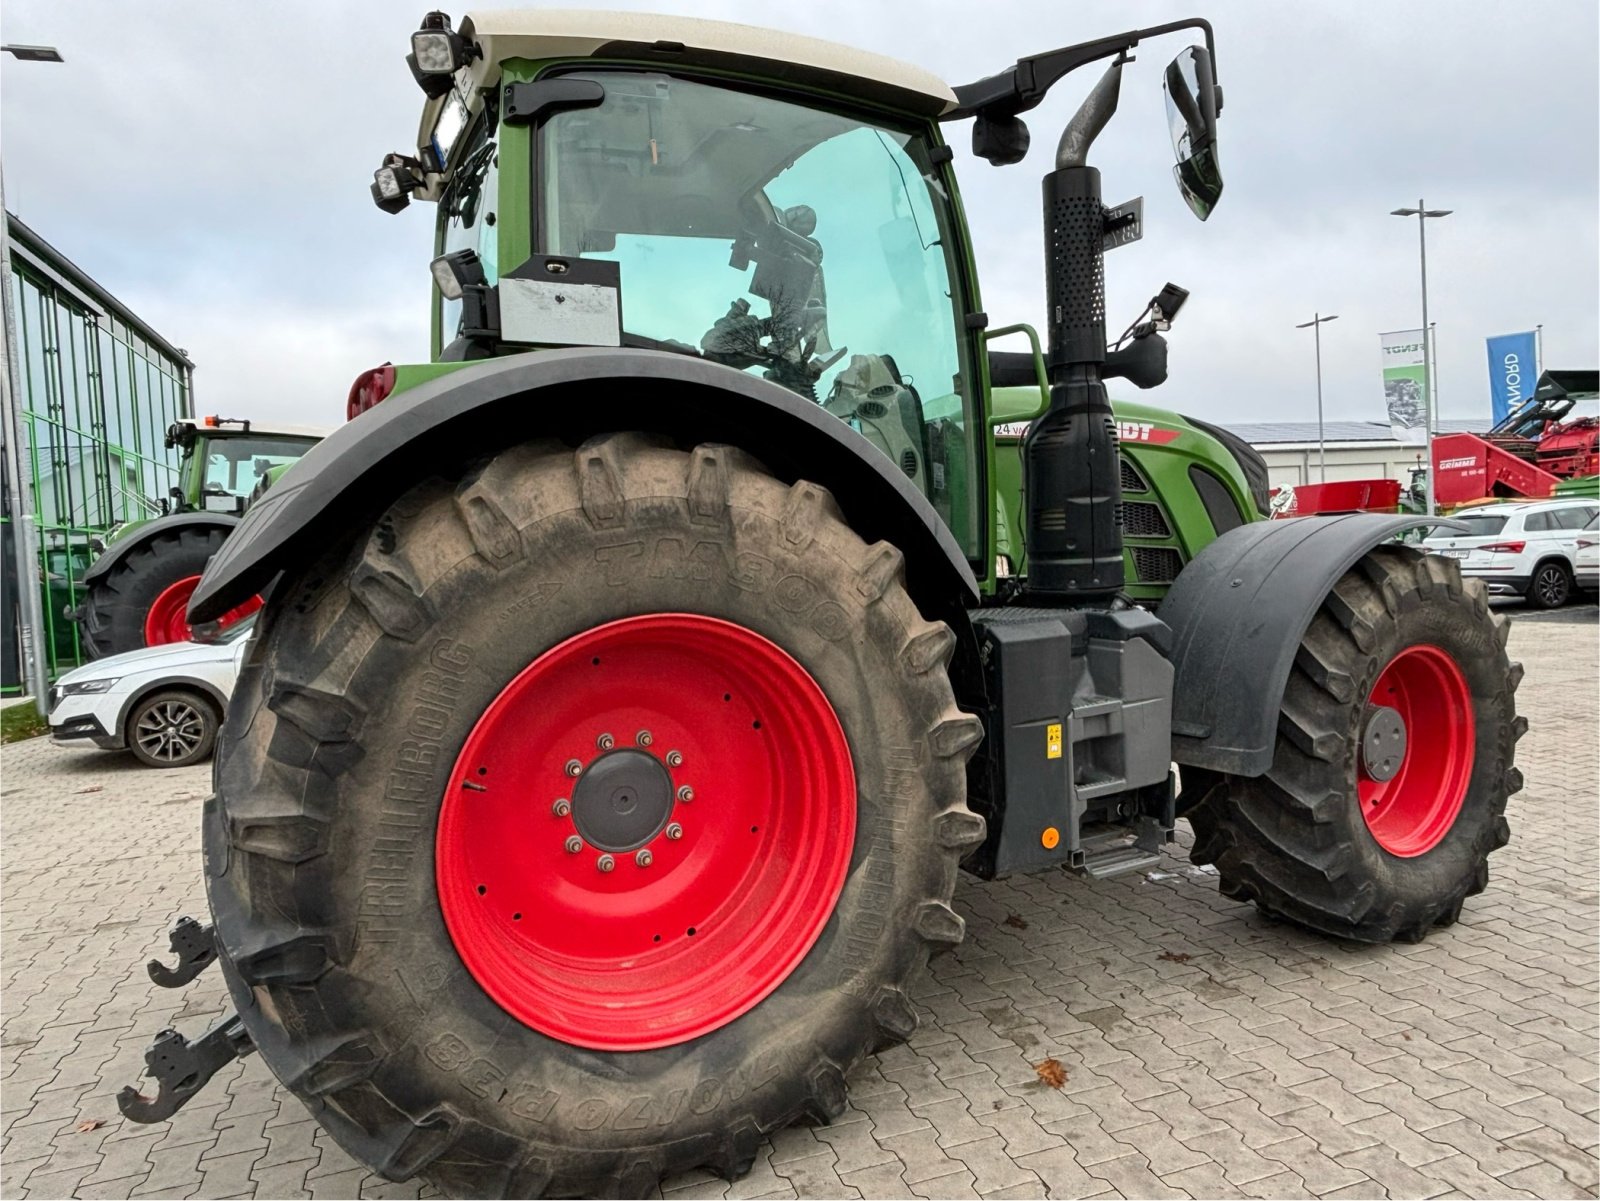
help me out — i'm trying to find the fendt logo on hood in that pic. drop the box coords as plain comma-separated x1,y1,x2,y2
993,419,1182,444
1118,421,1180,444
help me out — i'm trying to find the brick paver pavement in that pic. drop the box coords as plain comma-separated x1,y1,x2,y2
3,613,1596,1200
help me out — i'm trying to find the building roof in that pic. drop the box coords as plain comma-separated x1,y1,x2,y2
1219,419,1491,446
458,10,958,116
5,212,193,370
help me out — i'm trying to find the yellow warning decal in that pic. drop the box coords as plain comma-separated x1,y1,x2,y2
1046,723,1063,760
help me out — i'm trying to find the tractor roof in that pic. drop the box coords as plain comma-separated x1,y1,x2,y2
454,10,959,117
173,416,329,441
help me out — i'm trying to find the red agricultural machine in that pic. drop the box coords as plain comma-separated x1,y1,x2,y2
1433,369,1599,507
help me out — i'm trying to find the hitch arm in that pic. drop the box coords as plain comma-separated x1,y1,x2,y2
117,1014,256,1124
146,916,218,988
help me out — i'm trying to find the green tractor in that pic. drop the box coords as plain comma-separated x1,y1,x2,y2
72,415,324,658
120,12,1521,1198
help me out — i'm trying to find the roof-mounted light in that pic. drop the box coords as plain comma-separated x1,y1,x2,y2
408,11,478,99
371,153,426,214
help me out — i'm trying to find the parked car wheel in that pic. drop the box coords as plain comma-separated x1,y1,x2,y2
126,690,219,768
1528,560,1572,609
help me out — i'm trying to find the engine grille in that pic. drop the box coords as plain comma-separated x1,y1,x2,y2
1120,456,1148,493
1132,546,1184,583
1122,501,1171,539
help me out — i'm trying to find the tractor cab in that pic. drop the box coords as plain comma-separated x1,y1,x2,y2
368,11,1229,570
162,415,325,516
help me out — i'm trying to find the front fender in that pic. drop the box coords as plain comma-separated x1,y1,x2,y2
189,348,979,623
82,513,242,586
1162,514,1461,777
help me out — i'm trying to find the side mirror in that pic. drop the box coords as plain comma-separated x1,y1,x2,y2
1163,46,1223,220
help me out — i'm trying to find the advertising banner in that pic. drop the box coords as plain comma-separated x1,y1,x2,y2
1486,330,1538,424
1380,329,1428,445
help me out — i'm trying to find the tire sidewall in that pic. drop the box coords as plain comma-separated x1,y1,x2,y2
90,529,225,655
220,451,955,1169
1331,583,1510,913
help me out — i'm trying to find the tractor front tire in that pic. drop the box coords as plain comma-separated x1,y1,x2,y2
1183,545,1521,943
204,434,984,1197
79,527,228,658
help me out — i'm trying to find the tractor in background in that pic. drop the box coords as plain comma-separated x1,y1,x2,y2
71,415,324,657
117,13,1521,1198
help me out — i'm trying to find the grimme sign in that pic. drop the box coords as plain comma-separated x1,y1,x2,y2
1486,330,1538,423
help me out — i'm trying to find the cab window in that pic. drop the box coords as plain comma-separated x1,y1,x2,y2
538,71,980,556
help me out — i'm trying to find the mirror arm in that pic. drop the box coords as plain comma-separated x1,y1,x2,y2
948,17,1218,122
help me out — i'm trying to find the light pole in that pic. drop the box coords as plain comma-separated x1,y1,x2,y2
1,42,63,714
1391,200,1451,516
1295,312,1338,483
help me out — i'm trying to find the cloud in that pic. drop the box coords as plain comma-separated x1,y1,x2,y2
3,0,1595,431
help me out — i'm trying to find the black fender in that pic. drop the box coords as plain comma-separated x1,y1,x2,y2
1161,514,1462,777
82,513,242,586
189,348,980,623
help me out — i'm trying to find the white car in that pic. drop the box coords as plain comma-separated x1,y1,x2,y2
1423,498,1599,608
1576,511,1599,594
48,618,252,767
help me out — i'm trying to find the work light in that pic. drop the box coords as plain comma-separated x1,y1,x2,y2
408,12,477,98
371,153,426,214
430,249,486,301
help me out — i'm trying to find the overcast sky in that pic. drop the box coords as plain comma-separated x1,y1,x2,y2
4,1,1596,429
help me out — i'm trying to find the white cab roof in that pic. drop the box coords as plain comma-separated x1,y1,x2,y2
457,9,959,116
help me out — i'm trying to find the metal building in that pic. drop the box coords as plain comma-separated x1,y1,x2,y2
2,212,193,692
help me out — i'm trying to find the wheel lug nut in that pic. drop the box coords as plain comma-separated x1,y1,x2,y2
564,835,583,854
597,854,615,873
636,730,653,747
635,849,653,868
552,798,571,818
596,732,615,750
565,759,583,777
666,750,683,767
666,822,683,841
677,785,694,802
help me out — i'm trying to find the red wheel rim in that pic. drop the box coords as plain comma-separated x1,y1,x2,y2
1358,644,1475,857
143,576,262,647
436,613,857,1050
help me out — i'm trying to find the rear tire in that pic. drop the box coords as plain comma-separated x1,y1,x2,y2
80,527,228,658
1527,559,1571,609
204,434,984,1197
1183,546,1521,943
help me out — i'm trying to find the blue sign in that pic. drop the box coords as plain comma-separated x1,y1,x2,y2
1486,331,1538,423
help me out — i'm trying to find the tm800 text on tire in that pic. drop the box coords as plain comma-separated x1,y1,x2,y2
1182,545,1521,943
204,433,985,1197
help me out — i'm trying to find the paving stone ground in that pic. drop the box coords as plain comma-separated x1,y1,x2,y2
3,611,1596,1200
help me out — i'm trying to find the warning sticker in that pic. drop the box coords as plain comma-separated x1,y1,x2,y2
1046,723,1063,760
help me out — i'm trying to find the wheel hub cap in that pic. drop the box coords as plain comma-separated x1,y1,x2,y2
570,749,674,851
1357,644,1475,857
436,613,857,1050
1360,705,1407,782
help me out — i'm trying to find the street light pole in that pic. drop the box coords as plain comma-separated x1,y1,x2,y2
1,42,63,715
1391,200,1451,516
1295,312,1339,483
